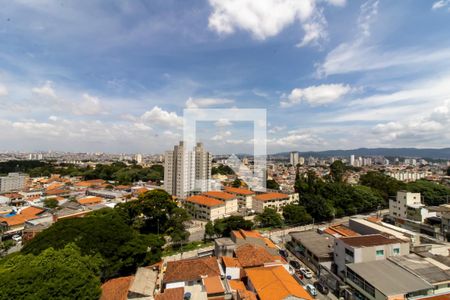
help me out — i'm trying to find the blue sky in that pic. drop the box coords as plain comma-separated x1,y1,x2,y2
0,0,450,154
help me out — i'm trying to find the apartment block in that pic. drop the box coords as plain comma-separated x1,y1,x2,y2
223,186,255,209
252,192,298,213
183,195,226,221
0,173,28,192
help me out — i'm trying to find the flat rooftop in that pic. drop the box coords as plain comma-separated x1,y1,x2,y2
289,230,334,258
339,234,405,247
389,254,450,284
347,260,433,296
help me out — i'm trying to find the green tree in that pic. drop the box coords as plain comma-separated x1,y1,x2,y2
43,198,58,208
360,171,405,200
282,204,312,225
406,180,450,206
22,208,162,280
204,221,215,241
255,208,283,228
0,244,102,300
213,216,253,237
329,160,346,182
266,179,280,190
231,178,241,188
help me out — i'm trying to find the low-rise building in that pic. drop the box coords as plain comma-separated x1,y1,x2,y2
183,195,226,221
246,266,313,300
389,191,422,219
252,192,297,213
223,187,255,209
288,230,334,273
346,260,433,300
334,234,410,277
0,173,28,192
202,191,238,214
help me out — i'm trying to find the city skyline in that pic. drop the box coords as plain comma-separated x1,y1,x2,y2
1,1,450,153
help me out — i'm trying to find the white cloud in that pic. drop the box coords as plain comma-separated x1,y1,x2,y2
432,0,450,10
281,83,352,107
186,97,234,108
212,130,232,141
32,81,57,98
208,0,342,47
326,0,346,7
0,84,8,97
141,106,183,127
271,130,326,148
73,93,103,116
215,118,232,127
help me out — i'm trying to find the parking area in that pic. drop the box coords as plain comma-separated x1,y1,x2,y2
283,247,339,300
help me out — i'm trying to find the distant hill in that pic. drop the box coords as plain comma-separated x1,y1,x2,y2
272,148,450,160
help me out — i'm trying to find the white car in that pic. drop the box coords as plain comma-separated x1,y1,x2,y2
12,235,22,242
305,284,317,297
300,267,313,279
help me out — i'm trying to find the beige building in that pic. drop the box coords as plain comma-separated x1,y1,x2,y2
224,187,255,209
0,173,28,192
334,234,410,278
202,191,238,214
252,192,298,213
183,195,226,221
389,191,421,219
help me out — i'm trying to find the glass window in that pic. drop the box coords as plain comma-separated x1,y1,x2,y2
393,248,400,255
376,250,384,256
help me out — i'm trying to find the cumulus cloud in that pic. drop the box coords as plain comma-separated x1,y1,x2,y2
212,130,232,141
141,106,183,127
432,0,450,10
215,118,232,127
74,93,103,116
0,84,8,97
271,129,326,148
208,0,343,47
185,97,234,108
280,83,352,107
32,81,57,98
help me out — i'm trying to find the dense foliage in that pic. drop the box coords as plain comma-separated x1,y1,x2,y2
43,198,59,208
447,166,450,176
255,208,283,228
0,160,164,184
21,190,185,281
212,164,235,175
359,171,405,200
406,179,450,206
295,167,385,222
0,244,102,300
205,216,254,239
282,204,312,226
266,179,280,190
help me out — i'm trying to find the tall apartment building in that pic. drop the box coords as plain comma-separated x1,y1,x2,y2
0,173,28,192
289,151,299,166
389,191,421,219
164,141,212,198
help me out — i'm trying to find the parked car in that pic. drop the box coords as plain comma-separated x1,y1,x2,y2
279,249,289,258
12,235,22,242
313,281,329,295
300,267,313,279
305,284,317,297
289,260,301,270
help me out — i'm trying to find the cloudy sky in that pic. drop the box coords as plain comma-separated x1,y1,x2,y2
1,0,450,154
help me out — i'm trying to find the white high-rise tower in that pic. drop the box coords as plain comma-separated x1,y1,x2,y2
290,151,299,166
164,141,212,198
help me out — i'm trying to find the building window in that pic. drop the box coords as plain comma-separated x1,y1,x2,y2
393,248,400,255
376,250,384,256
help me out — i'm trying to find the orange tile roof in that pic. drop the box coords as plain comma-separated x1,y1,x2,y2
45,189,70,196
231,230,244,239
254,192,289,202
46,182,65,191
2,193,22,199
163,256,221,284
155,288,184,300
100,275,134,300
185,195,224,207
75,179,106,187
20,206,44,217
238,289,258,300
78,196,103,205
235,244,276,268
222,256,242,268
0,215,28,226
367,216,382,223
228,279,246,292
202,191,236,200
245,266,313,300
224,187,255,195
203,276,225,295
263,237,277,249
240,230,262,239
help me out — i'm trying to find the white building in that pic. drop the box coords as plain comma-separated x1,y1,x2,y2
350,155,355,166
389,191,421,219
289,151,299,166
334,234,410,278
164,142,212,198
135,153,143,164
183,195,226,221
0,173,28,192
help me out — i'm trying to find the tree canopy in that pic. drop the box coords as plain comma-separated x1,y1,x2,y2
282,204,312,226
210,216,253,238
255,208,283,228
266,179,280,190
0,244,102,300
212,164,235,175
